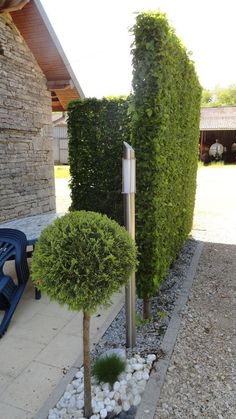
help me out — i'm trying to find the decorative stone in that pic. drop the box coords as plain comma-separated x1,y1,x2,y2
133,394,142,406
63,391,71,401
68,395,76,409
133,363,144,371
114,404,122,415
104,397,111,405
75,371,84,380
126,373,132,381
122,400,131,411
133,371,142,381
113,381,120,391
147,354,156,363
100,408,108,418
93,401,105,413
76,399,84,410
142,371,150,380
94,391,104,401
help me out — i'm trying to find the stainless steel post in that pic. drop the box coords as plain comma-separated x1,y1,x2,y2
122,142,136,348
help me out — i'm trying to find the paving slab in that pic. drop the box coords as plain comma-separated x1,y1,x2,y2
0,402,33,419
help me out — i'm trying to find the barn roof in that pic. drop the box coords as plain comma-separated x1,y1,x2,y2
0,0,84,111
200,106,236,131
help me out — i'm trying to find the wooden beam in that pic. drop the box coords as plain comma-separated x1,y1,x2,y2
47,80,74,91
0,0,30,13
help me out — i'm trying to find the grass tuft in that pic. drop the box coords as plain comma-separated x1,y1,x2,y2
92,354,126,385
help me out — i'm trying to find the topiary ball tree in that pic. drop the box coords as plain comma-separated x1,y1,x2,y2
31,211,137,418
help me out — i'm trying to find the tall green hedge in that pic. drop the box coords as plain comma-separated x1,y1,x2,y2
67,97,130,224
131,12,202,302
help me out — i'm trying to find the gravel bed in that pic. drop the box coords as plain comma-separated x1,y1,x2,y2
92,238,197,361
48,238,198,419
154,242,236,419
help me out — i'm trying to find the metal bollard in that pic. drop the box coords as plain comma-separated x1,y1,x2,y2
122,142,136,348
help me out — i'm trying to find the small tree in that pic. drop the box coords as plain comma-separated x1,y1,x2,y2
31,211,137,418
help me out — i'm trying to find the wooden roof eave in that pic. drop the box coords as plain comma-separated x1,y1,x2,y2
34,0,84,102
10,0,85,111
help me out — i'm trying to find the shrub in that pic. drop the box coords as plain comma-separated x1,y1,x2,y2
92,354,126,386
131,12,202,317
68,97,131,225
31,211,137,417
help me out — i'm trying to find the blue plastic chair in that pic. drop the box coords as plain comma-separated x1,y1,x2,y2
0,229,29,337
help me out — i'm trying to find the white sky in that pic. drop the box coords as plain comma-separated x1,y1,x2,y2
41,0,236,98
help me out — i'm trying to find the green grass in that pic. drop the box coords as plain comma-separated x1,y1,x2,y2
198,161,228,169
54,165,70,179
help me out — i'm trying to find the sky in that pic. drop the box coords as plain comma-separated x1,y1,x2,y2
41,0,236,98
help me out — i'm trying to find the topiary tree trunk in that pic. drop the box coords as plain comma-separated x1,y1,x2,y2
83,311,92,418
143,298,151,320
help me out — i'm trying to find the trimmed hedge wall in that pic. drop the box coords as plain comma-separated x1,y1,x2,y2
131,12,202,301
67,97,130,224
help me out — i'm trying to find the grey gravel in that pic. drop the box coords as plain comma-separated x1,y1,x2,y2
154,243,236,418
92,239,198,361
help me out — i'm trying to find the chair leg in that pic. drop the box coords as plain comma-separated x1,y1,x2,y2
35,287,41,300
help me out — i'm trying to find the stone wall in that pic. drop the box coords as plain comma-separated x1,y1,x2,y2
0,12,56,222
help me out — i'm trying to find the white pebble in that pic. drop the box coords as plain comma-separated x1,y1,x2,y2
77,391,84,400
75,371,84,380
76,399,84,410
63,391,71,401
94,391,104,401
133,363,144,371
106,404,113,412
100,408,108,418
93,401,104,413
114,404,122,415
126,364,133,373
133,393,142,406
68,395,76,409
122,400,130,411
113,391,121,401
120,385,127,395
90,415,100,419
133,371,142,381
101,382,110,391
142,371,150,380
48,414,57,419
104,397,111,406
113,381,120,391
147,354,156,363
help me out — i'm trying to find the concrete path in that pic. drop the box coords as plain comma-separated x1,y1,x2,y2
154,166,236,418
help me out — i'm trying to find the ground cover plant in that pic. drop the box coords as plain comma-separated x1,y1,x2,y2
31,211,137,418
92,354,126,386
